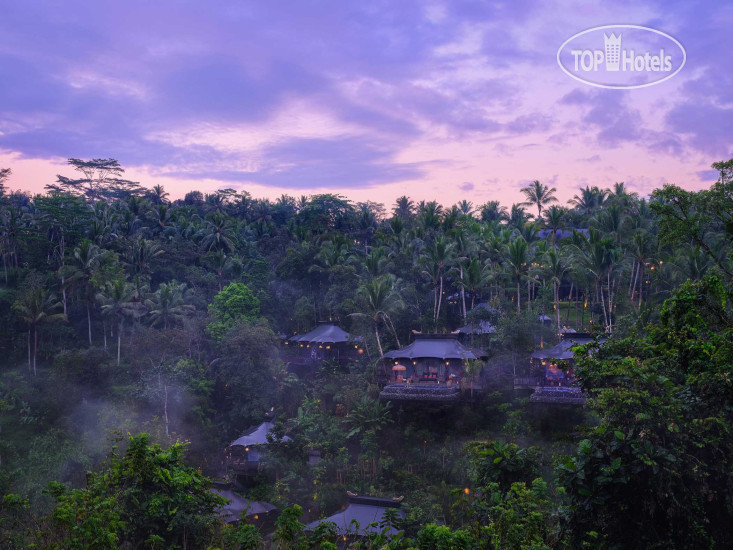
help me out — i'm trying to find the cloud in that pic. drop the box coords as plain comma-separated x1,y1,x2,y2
459,182,474,191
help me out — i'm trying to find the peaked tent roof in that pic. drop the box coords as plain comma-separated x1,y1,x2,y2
230,421,292,447
531,334,604,360
383,334,484,360
457,320,496,335
287,323,360,344
306,495,404,536
213,488,277,523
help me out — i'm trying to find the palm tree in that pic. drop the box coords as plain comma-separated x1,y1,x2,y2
420,237,454,327
628,231,656,309
568,186,608,216
392,196,415,220
97,279,137,366
505,238,529,314
417,201,443,232
123,237,164,278
543,205,567,247
544,249,567,332
521,180,558,218
569,231,616,332
457,200,474,216
13,286,66,375
199,211,236,252
508,204,531,229
147,184,170,205
204,249,236,292
144,281,195,329
350,275,403,357
450,228,477,320
460,258,493,311
65,241,103,345
479,201,508,223
363,247,388,280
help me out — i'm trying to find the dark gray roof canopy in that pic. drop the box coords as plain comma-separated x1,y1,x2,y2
531,334,604,360
457,320,496,335
230,421,292,447
213,488,277,523
384,334,485,360
287,323,361,344
306,495,404,536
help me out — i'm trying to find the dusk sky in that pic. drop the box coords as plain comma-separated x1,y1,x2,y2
1,1,731,208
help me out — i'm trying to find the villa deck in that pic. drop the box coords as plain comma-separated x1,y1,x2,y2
529,386,586,405
379,383,461,403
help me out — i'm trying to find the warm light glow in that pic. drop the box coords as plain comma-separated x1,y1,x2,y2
464,487,470,495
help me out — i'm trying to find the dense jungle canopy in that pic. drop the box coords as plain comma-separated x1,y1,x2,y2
0,158,731,549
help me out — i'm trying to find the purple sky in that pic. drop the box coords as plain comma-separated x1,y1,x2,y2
1,1,731,207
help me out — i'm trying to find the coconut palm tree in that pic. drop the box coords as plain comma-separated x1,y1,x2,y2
459,258,493,311
479,201,508,223
65,241,103,345
543,205,567,247
420,237,455,327
505,238,529,314
350,275,403,357
521,180,558,218
199,211,236,253
123,237,164,278
144,281,195,329
544,249,567,332
568,186,608,216
392,196,415,220
13,286,66,375
97,279,137,366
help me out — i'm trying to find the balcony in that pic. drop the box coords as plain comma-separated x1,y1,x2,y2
379,383,461,403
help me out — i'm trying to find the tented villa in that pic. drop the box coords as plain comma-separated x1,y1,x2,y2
378,333,487,403
282,322,364,371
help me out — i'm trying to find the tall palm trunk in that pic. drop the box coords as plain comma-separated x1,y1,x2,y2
33,325,38,377
374,324,384,357
460,264,467,321
554,280,561,332
516,280,521,314
87,304,92,346
117,319,122,366
436,273,444,327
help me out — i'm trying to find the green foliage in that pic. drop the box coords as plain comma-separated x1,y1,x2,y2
36,433,225,549
466,440,541,492
559,276,733,548
273,504,307,550
415,523,473,550
207,282,260,341
219,522,264,550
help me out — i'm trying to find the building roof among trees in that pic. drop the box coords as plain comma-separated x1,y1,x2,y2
531,333,603,360
213,488,277,523
384,333,485,360
306,495,404,536
287,323,360,344
230,421,292,448
456,320,496,335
